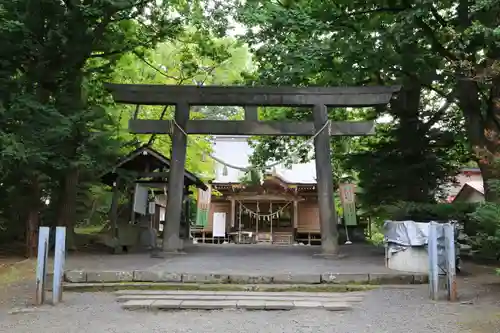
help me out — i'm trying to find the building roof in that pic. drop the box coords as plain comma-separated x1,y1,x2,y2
101,145,207,190
460,167,481,174
452,181,484,202
211,136,317,184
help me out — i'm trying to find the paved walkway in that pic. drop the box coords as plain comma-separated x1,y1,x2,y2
66,244,393,274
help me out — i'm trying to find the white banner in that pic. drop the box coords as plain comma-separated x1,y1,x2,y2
213,212,226,237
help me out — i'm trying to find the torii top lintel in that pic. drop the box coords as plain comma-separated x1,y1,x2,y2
105,83,401,107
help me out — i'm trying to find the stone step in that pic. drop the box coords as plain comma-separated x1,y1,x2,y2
121,299,354,311
116,294,364,303
65,270,427,285
114,290,367,298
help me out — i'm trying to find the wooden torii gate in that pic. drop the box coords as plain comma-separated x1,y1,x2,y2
105,84,400,255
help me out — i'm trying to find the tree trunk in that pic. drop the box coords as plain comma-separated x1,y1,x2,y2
457,77,500,202
481,76,500,201
25,178,40,258
57,168,80,250
390,78,433,202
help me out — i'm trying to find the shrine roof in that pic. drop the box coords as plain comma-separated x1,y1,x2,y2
101,145,207,190
211,136,317,185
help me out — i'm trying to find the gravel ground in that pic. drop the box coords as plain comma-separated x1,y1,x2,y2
1,286,498,333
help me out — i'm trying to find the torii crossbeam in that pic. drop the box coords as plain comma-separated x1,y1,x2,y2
105,83,400,255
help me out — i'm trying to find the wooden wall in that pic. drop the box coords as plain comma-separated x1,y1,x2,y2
297,201,320,232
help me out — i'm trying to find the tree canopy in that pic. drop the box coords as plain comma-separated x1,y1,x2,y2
0,0,499,254
235,0,497,206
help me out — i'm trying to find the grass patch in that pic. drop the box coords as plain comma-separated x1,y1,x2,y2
75,225,104,235
64,282,378,293
0,260,35,287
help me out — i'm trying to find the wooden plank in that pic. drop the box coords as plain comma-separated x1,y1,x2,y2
136,171,170,178
110,178,121,239
244,106,258,120
128,119,375,136
313,105,339,254
106,83,400,107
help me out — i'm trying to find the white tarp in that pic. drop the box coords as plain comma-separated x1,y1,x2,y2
213,212,226,237
384,220,457,271
384,220,430,247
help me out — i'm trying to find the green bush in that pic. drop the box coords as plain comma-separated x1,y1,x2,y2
382,201,478,231
469,201,500,259
381,201,500,259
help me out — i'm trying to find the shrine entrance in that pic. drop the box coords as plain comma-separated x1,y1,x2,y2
105,84,400,255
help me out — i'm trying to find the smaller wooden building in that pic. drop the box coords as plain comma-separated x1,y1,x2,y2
101,145,207,252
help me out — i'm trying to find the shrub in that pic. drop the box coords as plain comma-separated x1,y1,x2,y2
382,201,478,229
469,186,500,259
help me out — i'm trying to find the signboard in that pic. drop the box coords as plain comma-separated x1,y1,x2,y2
212,212,226,237
148,201,156,214
339,183,357,226
133,184,148,215
195,185,211,227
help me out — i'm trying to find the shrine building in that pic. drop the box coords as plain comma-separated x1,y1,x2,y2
192,136,334,245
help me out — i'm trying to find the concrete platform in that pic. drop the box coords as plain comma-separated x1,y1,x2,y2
118,290,362,311
64,244,426,285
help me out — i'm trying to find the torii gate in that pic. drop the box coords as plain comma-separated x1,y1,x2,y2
105,84,400,256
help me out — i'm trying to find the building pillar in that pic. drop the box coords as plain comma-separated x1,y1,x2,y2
110,177,121,239
163,102,190,252
183,192,191,240
293,200,298,228
230,199,236,229
313,104,339,255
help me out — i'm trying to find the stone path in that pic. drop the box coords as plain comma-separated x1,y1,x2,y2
117,290,365,311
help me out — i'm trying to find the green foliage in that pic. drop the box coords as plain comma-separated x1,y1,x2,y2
0,0,253,249
348,121,468,206
235,0,474,206
239,169,262,187
469,201,500,258
468,155,500,259
382,201,479,240
112,33,253,179
383,201,478,223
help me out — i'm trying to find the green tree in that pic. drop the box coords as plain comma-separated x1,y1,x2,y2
111,33,253,177
233,0,470,207
0,0,186,251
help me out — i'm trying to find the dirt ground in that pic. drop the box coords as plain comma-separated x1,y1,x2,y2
1,247,499,332
0,259,36,309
